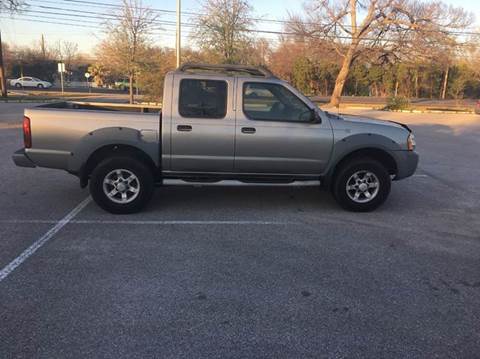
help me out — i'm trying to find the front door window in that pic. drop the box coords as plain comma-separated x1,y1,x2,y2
243,82,312,122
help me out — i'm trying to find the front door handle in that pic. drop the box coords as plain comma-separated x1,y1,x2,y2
241,127,256,134
177,125,192,132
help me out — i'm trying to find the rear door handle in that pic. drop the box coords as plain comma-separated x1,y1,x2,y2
177,125,192,132
241,127,256,134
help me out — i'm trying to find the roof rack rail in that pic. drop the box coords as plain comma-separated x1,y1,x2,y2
177,63,275,78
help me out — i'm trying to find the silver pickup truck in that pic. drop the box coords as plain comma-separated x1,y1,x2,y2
13,63,418,214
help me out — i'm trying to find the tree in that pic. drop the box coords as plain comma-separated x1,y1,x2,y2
8,45,57,81
54,41,79,81
292,57,314,94
448,63,477,100
237,38,271,66
193,0,253,63
98,0,157,103
269,41,308,83
136,47,176,102
87,64,109,87
0,0,23,11
288,0,473,107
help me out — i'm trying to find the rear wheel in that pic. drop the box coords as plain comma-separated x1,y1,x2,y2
89,156,154,214
332,158,391,212
15,83,22,88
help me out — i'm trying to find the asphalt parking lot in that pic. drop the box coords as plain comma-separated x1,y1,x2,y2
0,102,479,358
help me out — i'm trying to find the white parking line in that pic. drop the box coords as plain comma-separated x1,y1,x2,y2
0,219,290,225
0,196,92,283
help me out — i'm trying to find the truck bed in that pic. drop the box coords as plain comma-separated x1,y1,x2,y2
23,101,162,173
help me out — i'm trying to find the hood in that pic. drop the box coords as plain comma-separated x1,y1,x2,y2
326,112,411,132
341,114,406,129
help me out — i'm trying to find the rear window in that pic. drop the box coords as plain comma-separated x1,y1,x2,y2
179,79,227,119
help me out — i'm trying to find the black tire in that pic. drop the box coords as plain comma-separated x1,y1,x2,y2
15,83,22,88
89,156,154,214
37,84,44,89
332,158,391,212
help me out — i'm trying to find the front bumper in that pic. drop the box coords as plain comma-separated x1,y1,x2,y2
12,149,36,168
393,150,419,180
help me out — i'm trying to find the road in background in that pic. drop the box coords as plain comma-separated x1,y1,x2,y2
7,84,124,94
3,89,131,104
0,102,479,358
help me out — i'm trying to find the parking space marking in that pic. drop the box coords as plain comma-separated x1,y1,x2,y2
0,196,92,283
0,219,291,225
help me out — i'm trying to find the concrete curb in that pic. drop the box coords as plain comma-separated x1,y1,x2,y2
388,109,474,114
322,105,475,114
0,99,60,103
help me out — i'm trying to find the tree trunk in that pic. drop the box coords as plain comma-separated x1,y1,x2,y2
129,73,134,104
441,66,449,100
0,32,7,97
330,42,358,107
414,70,419,98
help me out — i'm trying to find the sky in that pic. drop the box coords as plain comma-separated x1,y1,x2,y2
0,0,479,56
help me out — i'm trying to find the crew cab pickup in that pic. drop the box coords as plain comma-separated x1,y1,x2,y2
12,63,418,213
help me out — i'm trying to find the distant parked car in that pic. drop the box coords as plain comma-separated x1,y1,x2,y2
10,77,52,89
475,100,480,115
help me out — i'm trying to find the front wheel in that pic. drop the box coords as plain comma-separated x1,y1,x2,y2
37,84,44,89
15,83,22,88
89,156,154,214
332,158,391,212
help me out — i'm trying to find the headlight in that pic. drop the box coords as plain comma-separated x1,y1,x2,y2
407,133,416,151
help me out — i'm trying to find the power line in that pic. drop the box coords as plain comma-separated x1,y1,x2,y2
6,1,480,47
20,4,220,31
12,3,454,43
0,15,188,38
23,0,480,37
3,14,474,52
44,0,480,35
0,16,100,29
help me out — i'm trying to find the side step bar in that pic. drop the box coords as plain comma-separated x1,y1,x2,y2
162,179,321,187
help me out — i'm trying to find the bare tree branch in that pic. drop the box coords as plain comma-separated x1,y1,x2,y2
287,0,474,106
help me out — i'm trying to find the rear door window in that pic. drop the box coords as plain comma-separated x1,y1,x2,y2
179,79,227,119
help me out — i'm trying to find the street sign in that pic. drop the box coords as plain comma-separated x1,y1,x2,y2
58,63,65,94
85,72,91,79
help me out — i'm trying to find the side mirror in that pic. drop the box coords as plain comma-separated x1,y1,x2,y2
309,109,321,123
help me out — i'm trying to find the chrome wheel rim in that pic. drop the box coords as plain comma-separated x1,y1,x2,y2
102,169,140,204
346,170,380,203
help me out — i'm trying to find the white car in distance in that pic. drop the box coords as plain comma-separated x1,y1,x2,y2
10,77,52,89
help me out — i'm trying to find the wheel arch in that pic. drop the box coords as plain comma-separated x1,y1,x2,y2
79,144,159,188
324,147,398,189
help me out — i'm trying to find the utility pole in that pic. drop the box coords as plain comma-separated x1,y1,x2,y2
176,0,181,68
40,34,46,60
0,31,7,98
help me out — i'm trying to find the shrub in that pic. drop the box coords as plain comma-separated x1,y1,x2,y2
385,96,410,111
